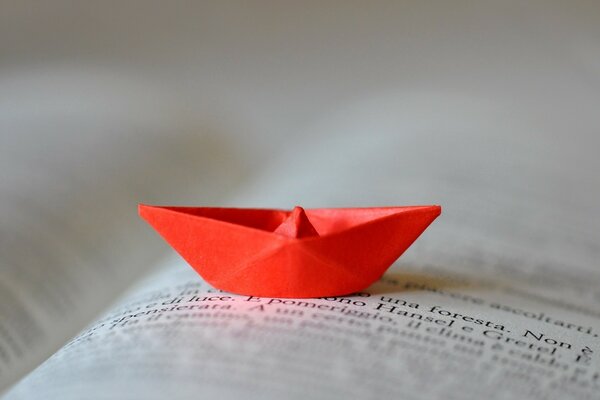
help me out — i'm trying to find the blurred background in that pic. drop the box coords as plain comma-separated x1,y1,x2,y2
3,1,599,161
1,0,600,391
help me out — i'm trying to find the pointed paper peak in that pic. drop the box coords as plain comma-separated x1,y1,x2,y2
273,206,319,238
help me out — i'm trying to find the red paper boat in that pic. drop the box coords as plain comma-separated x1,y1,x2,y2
139,204,441,298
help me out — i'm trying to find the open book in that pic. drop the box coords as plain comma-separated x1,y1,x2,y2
1,97,599,399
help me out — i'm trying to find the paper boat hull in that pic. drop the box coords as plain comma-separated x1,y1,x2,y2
139,205,441,298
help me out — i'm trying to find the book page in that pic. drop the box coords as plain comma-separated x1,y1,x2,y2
0,114,249,393
5,95,599,399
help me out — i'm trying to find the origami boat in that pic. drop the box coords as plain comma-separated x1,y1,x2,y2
139,204,441,298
